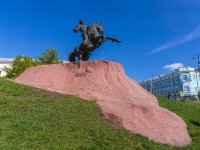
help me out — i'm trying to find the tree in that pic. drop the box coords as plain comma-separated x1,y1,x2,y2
198,91,200,101
36,47,63,65
6,55,37,79
5,48,63,79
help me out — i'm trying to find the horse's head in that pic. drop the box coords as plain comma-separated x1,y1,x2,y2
88,23,104,39
96,23,104,34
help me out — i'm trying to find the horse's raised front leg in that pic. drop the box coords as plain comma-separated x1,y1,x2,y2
107,36,121,43
96,35,109,47
94,35,105,41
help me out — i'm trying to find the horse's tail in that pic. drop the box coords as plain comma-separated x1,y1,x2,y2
68,51,76,62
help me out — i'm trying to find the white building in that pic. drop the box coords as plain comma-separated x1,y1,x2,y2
0,58,14,77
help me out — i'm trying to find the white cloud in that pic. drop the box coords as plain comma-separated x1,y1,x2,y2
164,63,184,71
146,25,200,55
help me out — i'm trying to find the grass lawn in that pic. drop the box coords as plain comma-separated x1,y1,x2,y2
0,77,200,149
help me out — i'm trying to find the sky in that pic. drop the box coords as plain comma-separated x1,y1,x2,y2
1,0,200,82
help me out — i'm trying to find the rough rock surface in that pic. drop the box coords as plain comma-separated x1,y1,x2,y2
14,60,192,147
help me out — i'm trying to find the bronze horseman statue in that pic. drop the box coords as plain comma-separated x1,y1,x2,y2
68,19,121,62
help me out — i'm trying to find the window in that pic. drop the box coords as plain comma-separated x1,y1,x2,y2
176,75,179,82
193,75,196,81
175,87,179,94
166,88,169,95
183,85,190,93
166,78,168,84
183,74,188,81
162,89,165,96
171,88,174,95
155,90,157,95
195,87,197,93
0,70,1,76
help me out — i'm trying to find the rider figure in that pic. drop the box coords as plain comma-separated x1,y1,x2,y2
73,19,89,46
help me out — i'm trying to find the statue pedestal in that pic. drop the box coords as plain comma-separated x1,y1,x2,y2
14,60,191,147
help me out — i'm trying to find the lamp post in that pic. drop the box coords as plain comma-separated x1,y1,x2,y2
192,53,200,70
192,53,200,100
150,73,153,94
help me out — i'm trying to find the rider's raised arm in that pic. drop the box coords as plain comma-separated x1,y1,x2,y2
73,25,80,33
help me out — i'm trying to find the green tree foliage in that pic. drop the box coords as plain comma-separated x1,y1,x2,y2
36,47,63,65
2,66,11,75
5,48,63,79
6,55,37,79
198,91,200,100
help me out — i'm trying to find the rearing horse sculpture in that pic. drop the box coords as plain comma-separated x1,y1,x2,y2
68,23,121,62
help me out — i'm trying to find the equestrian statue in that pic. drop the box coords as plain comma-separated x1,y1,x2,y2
68,19,121,62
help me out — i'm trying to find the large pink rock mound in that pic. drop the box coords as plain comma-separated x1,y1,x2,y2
14,60,191,146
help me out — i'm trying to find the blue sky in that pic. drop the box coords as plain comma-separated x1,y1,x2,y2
1,0,200,82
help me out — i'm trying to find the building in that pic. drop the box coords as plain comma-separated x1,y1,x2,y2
139,66,200,101
0,58,14,77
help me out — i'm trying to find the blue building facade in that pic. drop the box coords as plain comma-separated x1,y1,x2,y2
139,66,200,101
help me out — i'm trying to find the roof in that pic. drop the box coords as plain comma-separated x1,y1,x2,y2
175,66,195,72
0,58,14,63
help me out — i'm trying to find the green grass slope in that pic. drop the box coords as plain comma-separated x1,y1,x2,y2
0,77,199,149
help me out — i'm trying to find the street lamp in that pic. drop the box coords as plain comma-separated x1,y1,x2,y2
192,53,200,100
192,53,200,70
